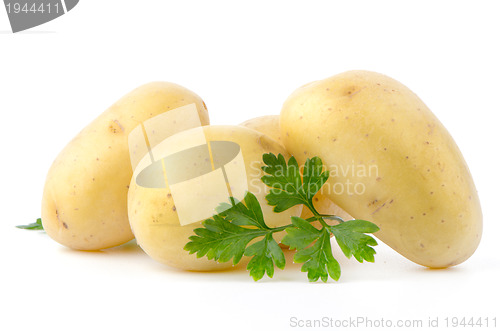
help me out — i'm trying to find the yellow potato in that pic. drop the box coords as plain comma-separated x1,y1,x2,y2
280,70,482,268
42,82,209,250
128,125,301,271
240,115,352,222
240,115,283,145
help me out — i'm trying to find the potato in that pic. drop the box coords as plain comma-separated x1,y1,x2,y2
280,70,482,268
240,115,283,145
42,82,209,250
128,125,301,271
240,115,352,222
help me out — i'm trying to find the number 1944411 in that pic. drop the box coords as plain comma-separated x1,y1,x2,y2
6,2,61,14
442,317,497,328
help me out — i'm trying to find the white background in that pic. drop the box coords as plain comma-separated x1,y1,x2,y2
1,1,499,330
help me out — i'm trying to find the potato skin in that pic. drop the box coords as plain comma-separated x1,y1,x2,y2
280,70,482,268
128,125,301,271
240,115,351,222
42,82,209,250
240,115,283,145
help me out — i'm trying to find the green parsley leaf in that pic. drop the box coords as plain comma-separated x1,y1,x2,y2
301,156,330,201
294,227,341,282
281,216,320,250
282,216,341,282
245,232,285,281
185,213,262,265
16,218,44,230
217,192,269,229
184,193,285,273
328,220,379,263
261,153,305,212
261,153,329,213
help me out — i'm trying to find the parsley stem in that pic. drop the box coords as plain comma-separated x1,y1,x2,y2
306,198,345,223
269,224,295,232
319,214,345,223
306,200,322,218
318,217,329,228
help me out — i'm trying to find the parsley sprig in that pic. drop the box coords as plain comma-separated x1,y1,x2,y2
16,218,44,230
184,153,379,282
